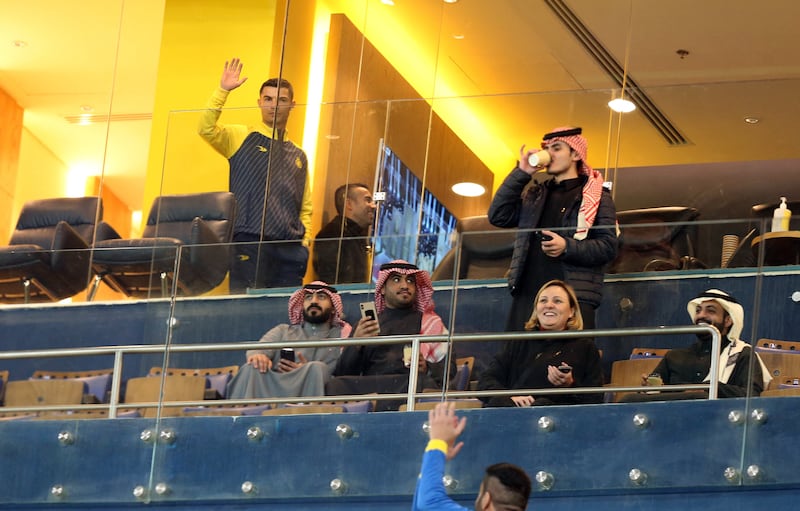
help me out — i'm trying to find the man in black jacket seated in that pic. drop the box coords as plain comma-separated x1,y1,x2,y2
622,289,771,402
325,260,455,410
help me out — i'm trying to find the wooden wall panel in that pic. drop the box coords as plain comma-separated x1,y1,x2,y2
317,14,493,227
0,88,23,239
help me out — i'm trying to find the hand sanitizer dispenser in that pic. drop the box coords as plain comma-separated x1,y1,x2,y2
772,196,791,232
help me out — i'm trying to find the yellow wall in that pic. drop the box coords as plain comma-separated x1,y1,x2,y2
143,0,313,220
142,0,321,283
11,130,70,237
142,0,282,219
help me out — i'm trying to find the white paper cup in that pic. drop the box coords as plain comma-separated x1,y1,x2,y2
527,150,551,167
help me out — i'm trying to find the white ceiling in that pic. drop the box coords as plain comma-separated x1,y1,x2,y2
2,0,799,211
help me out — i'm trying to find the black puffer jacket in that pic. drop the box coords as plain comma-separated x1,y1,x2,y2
488,168,619,308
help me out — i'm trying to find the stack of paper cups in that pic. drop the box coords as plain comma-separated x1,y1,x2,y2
720,234,739,268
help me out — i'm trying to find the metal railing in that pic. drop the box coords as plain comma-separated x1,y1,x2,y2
0,324,720,417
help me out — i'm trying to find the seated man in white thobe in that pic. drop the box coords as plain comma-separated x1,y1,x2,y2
226,281,352,399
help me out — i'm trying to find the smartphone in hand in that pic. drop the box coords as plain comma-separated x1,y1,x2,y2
280,348,295,363
359,301,380,333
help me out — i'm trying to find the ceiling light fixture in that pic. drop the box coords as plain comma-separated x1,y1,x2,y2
452,34,465,40
380,0,395,5
744,117,760,124
452,182,485,197
608,97,636,113
12,40,28,48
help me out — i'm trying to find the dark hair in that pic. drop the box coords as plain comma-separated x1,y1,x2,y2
481,463,531,511
260,78,294,100
334,183,370,215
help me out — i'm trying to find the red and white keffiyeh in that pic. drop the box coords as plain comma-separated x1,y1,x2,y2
542,126,604,240
287,281,347,330
374,260,447,362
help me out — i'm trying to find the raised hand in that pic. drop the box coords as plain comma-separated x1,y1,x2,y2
220,58,248,91
428,402,467,461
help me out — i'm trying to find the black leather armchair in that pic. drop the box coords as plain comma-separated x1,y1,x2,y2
91,192,236,298
608,206,706,274
431,216,515,281
0,197,101,303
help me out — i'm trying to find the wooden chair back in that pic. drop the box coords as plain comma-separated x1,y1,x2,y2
31,368,112,378
756,339,800,352
31,368,114,403
606,358,662,402
755,351,800,389
261,404,345,416
149,365,239,399
3,379,86,417
630,348,669,358
399,399,483,411
761,387,800,397
148,365,239,378
124,375,207,417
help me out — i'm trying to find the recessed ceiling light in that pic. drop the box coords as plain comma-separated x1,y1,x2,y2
743,117,760,124
12,40,28,48
444,0,460,4
452,182,485,197
608,98,636,113
80,105,94,113
452,34,465,40
380,0,395,5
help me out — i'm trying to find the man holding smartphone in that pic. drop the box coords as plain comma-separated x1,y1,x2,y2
326,260,455,410
488,126,619,331
226,282,352,400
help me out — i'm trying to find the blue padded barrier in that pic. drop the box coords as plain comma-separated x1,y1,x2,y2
0,398,799,509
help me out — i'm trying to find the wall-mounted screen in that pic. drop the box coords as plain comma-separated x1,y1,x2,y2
372,143,457,280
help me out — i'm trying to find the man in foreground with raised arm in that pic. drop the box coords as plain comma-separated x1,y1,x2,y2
412,402,531,511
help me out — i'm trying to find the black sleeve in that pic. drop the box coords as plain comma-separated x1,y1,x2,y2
427,352,459,389
717,346,764,398
312,226,340,283
569,339,605,405
332,343,365,377
487,168,532,228
477,341,518,407
652,356,669,382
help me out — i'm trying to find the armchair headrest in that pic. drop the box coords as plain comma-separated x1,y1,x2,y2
457,216,516,257
615,207,699,248
12,196,101,245
616,206,699,225
144,192,236,242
